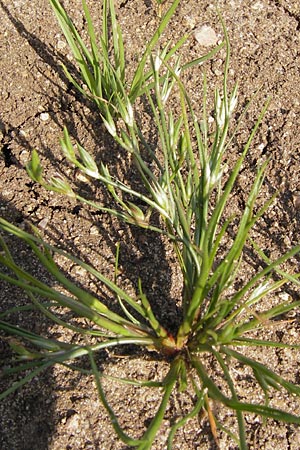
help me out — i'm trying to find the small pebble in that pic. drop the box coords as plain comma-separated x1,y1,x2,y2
72,266,87,278
40,112,49,121
19,149,30,164
19,129,27,137
90,225,99,235
278,292,290,301
194,25,218,47
38,217,49,230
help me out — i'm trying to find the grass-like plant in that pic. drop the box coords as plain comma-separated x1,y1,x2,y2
1,1,300,448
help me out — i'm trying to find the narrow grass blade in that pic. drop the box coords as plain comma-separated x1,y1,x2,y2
137,357,183,450
89,350,146,447
0,361,54,400
167,385,205,449
193,356,300,425
0,219,147,321
221,346,300,397
130,0,180,101
212,348,247,448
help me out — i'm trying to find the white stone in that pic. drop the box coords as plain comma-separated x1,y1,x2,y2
194,25,218,47
40,112,49,121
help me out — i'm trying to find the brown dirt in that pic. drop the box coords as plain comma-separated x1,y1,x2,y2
1,0,300,449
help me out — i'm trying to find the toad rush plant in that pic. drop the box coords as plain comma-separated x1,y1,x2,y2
1,1,300,448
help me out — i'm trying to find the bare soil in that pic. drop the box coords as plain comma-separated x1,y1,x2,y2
1,0,300,449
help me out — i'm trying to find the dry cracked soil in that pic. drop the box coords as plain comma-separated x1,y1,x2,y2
1,0,300,449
